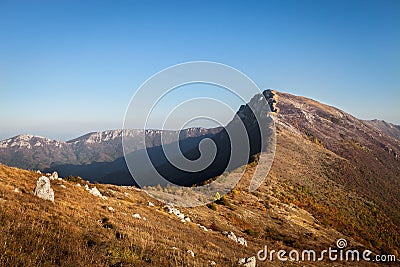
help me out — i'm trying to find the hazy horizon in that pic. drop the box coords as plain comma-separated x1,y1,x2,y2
1,87,399,142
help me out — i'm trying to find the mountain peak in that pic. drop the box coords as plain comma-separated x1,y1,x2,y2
0,134,65,150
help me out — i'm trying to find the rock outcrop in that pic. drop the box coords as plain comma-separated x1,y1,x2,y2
238,256,256,267
87,186,108,200
49,171,58,180
33,176,54,202
263,89,279,113
222,231,247,246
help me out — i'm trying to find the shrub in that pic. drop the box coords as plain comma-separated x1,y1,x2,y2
84,234,99,247
216,196,230,206
244,228,259,237
101,217,114,229
232,189,240,196
207,203,218,211
209,221,222,232
64,175,83,183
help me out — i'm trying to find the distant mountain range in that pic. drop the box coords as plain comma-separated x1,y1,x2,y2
0,128,221,171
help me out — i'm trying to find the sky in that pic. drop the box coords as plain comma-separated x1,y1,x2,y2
0,0,399,141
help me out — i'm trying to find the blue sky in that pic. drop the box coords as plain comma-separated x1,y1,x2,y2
0,0,399,140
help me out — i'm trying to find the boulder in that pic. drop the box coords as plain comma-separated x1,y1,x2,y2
89,187,102,197
186,250,195,257
163,204,173,213
199,225,209,232
133,213,141,219
237,237,248,247
238,256,256,267
223,231,247,246
33,176,54,202
224,231,238,243
164,205,181,215
49,171,58,180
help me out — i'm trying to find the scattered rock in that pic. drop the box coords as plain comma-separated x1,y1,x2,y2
237,237,248,247
163,204,180,215
89,186,102,197
172,247,178,250
88,186,108,200
13,187,20,193
85,184,90,190
33,176,54,202
60,184,66,189
147,201,155,207
163,205,172,212
238,256,256,267
36,170,41,174
222,231,247,246
223,231,238,242
133,213,141,219
163,205,196,225
210,260,216,266
108,207,115,212
49,171,58,180
76,183,81,187
199,225,209,232
186,250,195,257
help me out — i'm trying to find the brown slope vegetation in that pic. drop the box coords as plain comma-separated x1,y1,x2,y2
273,91,400,255
276,92,400,223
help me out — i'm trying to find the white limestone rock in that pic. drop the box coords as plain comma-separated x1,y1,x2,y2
33,176,54,202
238,256,256,267
237,237,248,247
187,250,195,257
49,171,58,180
